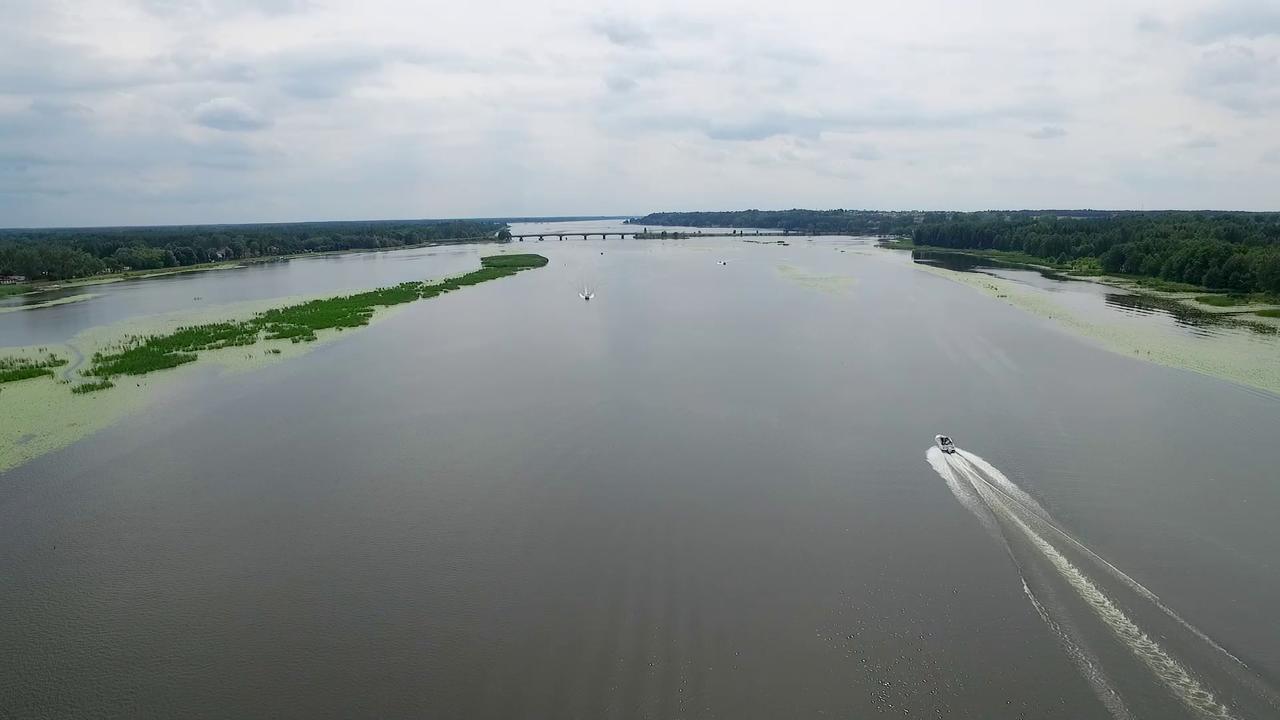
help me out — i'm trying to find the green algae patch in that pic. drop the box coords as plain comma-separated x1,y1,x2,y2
777,264,857,295
0,374,154,473
916,262,1280,396
0,254,548,475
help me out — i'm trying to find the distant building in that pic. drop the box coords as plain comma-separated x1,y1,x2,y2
1,275,28,284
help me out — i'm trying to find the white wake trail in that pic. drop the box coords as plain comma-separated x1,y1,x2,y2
929,448,1134,718
955,450,1268,682
927,446,1279,719
958,460,1237,719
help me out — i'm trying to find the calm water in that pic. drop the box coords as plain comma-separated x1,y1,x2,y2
0,219,742,348
2,223,1279,718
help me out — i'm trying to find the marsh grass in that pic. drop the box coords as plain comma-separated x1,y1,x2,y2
77,254,547,386
71,378,115,394
478,254,548,269
1195,295,1250,307
0,353,67,384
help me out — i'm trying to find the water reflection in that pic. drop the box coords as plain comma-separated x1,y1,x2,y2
909,248,1278,339
1105,292,1277,337
911,248,1074,282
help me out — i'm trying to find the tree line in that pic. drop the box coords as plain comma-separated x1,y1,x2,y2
913,213,1280,294
629,209,931,235
0,219,505,282
632,208,1280,294
626,209,1123,237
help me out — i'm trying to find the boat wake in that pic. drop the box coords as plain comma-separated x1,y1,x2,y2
927,447,1280,719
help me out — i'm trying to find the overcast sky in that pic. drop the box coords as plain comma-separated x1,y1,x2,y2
2,0,1279,227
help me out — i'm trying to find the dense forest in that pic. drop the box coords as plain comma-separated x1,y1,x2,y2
626,209,1123,236
632,209,1280,294
913,213,1280,294
0,219,505,282
629,209,932,235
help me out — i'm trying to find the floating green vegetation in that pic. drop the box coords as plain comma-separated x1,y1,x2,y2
1104,274,1206,293
0,353,67,384
777,264,857,294
478,254,549,269
1195,294,1250,307
71,379,115,394
74,253,548,386
1257,309,1280,318
88,321,259,376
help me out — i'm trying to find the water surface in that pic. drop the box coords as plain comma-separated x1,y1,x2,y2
2,225,1278,718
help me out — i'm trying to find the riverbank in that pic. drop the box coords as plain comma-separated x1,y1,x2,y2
0,293,100,314
5,235,511,299
881,240,1280,320
0,253,548,473
907,255,1280,396
14,262,246,294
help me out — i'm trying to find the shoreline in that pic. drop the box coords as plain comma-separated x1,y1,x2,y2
4,236,507,298
881,242,1280,321
0,293,100,314
906,256,1280,397
0,252,547,475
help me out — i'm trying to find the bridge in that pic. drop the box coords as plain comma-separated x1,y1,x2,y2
507,230,801,242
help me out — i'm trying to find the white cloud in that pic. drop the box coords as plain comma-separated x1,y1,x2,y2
0,0,1277,226
1180,133,1220,149
1183,0,1280,43
1028,125,1068,140
193,97,270,131
590,16,652,47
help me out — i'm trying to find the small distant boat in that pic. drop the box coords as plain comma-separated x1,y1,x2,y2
718,260,728,266
935,435,957,454
580,287,595,301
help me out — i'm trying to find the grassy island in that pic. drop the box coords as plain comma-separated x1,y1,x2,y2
0,253,547,472
6,254,548,393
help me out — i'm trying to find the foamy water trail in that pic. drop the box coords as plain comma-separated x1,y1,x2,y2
926,450,997,535
928,446,1279,719
956,450,1256,674
1019,576,1136,720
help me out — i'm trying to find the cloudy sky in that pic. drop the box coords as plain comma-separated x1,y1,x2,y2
2,0,1279,227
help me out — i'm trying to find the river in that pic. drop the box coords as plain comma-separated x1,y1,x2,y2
1,220,1278,718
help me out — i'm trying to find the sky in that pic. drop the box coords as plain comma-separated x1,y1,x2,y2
2,0,1279,227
